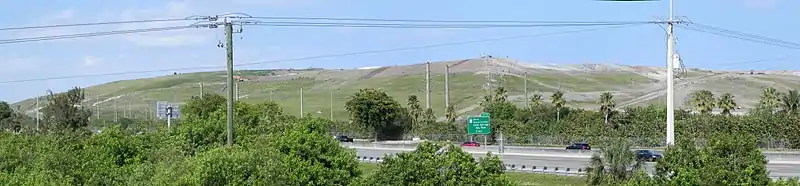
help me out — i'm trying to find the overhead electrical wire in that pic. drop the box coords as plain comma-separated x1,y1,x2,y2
677,23,800,50
0,25,201,44
247,16,659,24
0,24,643,84
0,17,204,31
238,21,648,28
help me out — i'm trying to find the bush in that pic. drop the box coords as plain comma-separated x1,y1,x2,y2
358,142,512,185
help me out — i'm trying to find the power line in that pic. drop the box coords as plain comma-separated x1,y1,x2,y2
247,16,659,24
677,23,800,50
0,25,201,44
239,21,648,28
0,17,207,31
0,24,644,84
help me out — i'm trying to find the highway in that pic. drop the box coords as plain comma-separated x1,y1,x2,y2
347,144,800,178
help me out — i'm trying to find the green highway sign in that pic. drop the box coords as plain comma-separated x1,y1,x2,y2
480,112,490,117
467,115,491,135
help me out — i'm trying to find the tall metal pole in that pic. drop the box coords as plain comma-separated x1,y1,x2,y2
524,72,528,106
114,98,118,122
95,94,100,119
444,64,450,108
35,93,39,131
235,82,239,101
666,0,676,145
425,61,431,109
300,88,304,118
224,22,235,146
199,83,204,99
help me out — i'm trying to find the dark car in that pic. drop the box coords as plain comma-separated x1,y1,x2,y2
460,141,480,147
566,142,591,150
334,135,353,142
635,150,662,162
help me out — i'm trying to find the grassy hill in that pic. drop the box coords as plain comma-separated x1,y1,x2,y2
12,57,800,121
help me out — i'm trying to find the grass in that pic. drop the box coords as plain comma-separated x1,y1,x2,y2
13,64,730,121
358,163,586,186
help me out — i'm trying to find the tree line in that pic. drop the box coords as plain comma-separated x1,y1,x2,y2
334,86,800,149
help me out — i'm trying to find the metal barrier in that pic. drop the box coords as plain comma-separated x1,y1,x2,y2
355,155,585,176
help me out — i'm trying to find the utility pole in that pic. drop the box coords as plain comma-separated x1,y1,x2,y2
95,94,100,119
444,64,450,108
35,93,39,131
524,72,528,106
114,98,118,122
235,82,239,101
224,21,235,146
199,83,204,99
300,88,304,117
425,61,431,109
665,0,676,145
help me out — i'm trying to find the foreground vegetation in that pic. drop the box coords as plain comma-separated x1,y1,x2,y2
2,86,800,185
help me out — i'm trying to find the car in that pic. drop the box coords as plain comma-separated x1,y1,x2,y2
566,142,591,150
334,135,353,142
460,141,480,147
635,150,662,162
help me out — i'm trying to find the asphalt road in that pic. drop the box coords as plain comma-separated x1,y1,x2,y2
351,146,800,178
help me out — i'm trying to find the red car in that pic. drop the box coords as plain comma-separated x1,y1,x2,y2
460,141,480,147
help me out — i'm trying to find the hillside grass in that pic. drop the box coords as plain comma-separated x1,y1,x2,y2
14,69,658,120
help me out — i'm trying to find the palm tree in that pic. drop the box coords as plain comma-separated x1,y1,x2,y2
529,93,543,109
758,87,781,112
780,89,800,114
690,90,715,114
717,93,737,115
444,105,457,123
587,140,644,185
597,92,615,125
493,87,508,103
551,91,566,121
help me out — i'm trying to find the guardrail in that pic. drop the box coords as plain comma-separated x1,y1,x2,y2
355,155,586,177
347,141,800,159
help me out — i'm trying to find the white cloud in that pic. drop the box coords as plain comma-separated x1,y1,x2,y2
82,56,104,67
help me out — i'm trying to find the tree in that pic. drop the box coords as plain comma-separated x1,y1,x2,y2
655,135,770,185
264,118,362,185
780,89,800,114
345,89,407,141
406,95,423,131
0,101,21,132
357,142,512,185
597,92,616,125
551,91,566,121
717,93,737,115
757,87,781,113
41,87,92,132
182,93,226,120
586,140,644,185
529,93,543,109
444,105,457,123
421,108,436,126
689,90,715,114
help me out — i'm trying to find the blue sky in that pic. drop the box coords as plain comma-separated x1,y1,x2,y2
0,0,797,103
